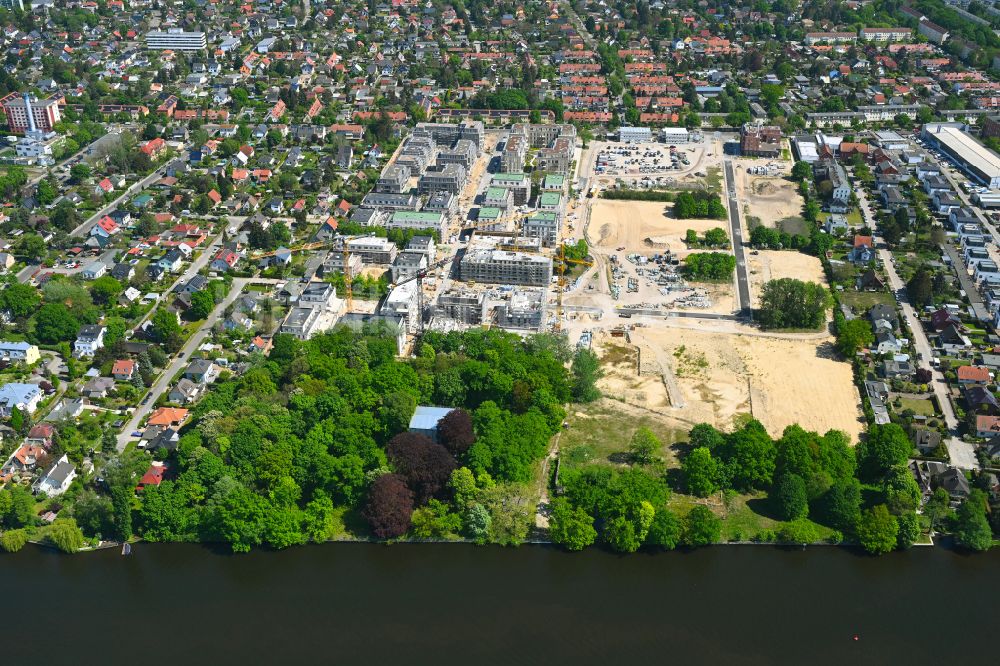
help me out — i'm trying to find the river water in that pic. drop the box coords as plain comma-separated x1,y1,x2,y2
2,543,994,665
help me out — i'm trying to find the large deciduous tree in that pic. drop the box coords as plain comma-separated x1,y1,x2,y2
682,447,719,497
954,490,992,552
33,302,79,343
682,505,721,547
757,278,831,330
436,408,475,456
773,473,809,521
386,432,457,503
855,504,899,555
548,498,597,551
363,474,414,539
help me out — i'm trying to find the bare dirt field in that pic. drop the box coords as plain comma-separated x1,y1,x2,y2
746,250,827,309
594,336,672,414
590,199,727,259
732,160,805,228
637,326,864,442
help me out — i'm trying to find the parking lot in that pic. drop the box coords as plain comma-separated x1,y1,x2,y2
594,141,699,177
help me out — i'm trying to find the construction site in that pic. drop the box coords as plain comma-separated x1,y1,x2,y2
297,127,863,442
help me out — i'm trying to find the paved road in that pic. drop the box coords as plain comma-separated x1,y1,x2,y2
70,156,185,238
558,0,597,50
115,276,280,450
877,243,978,469
723,160,752,316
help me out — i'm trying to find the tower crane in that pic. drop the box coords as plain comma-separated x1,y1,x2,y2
382,254,456,335
249,233,375,310
553,244,593,334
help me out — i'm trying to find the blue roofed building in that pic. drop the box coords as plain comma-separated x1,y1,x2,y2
408,406,455,443
0,382,43,416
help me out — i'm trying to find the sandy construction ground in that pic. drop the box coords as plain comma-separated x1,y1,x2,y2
590,199,728,258
594,336,672,414
638,326,864,442
746,250,827,309
732,160,805,228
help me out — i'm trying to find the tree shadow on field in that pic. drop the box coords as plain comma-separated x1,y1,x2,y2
746,496,783,521
815,340,839,360
607,451,631,465
664,467,685,491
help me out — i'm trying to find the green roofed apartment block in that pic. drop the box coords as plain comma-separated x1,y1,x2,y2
476,206,507,231
538,192,562,211
389,210,446,237
522,211,559,246
491,172,532,205
484,186,513,209
542,174,565,191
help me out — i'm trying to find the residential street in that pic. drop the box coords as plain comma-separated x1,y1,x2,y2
876,246,978,469
115,276,280,450
858,187,978,468
70,156,186,238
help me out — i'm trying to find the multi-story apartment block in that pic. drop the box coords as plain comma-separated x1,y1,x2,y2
460,249,553,286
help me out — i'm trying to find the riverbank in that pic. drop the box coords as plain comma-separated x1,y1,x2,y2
3,541,996,665
35,528,941,556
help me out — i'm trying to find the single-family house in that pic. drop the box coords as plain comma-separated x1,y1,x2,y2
874,328,903,354
81,377,116,399
849,235,875,264
158,248,185,273
184,359,219,384
934,467,971,499
0,341,40,364
3,444,46,475
33,454,76,497
912,428,942,453
74,324,105,357
80,261,106,280
25,423,55,449
930,308,962,332
957,365,991,386
168,378,202,404
965,386,1000,414
0,382,42,416
938,323,972,351
210,249,241,272
137,461,167,491
147,407,189,428
976,415,1000,438
112,359,137,381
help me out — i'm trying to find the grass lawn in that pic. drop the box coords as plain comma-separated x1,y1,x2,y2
847,208,864,226
777,216,809,236
703,166,723,193
330,506,367,539
667,491,838,543
559,400,684,472
839,290,895,312
896,397,938,417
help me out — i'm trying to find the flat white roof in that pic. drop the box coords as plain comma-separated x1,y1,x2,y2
925,123,1000,180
